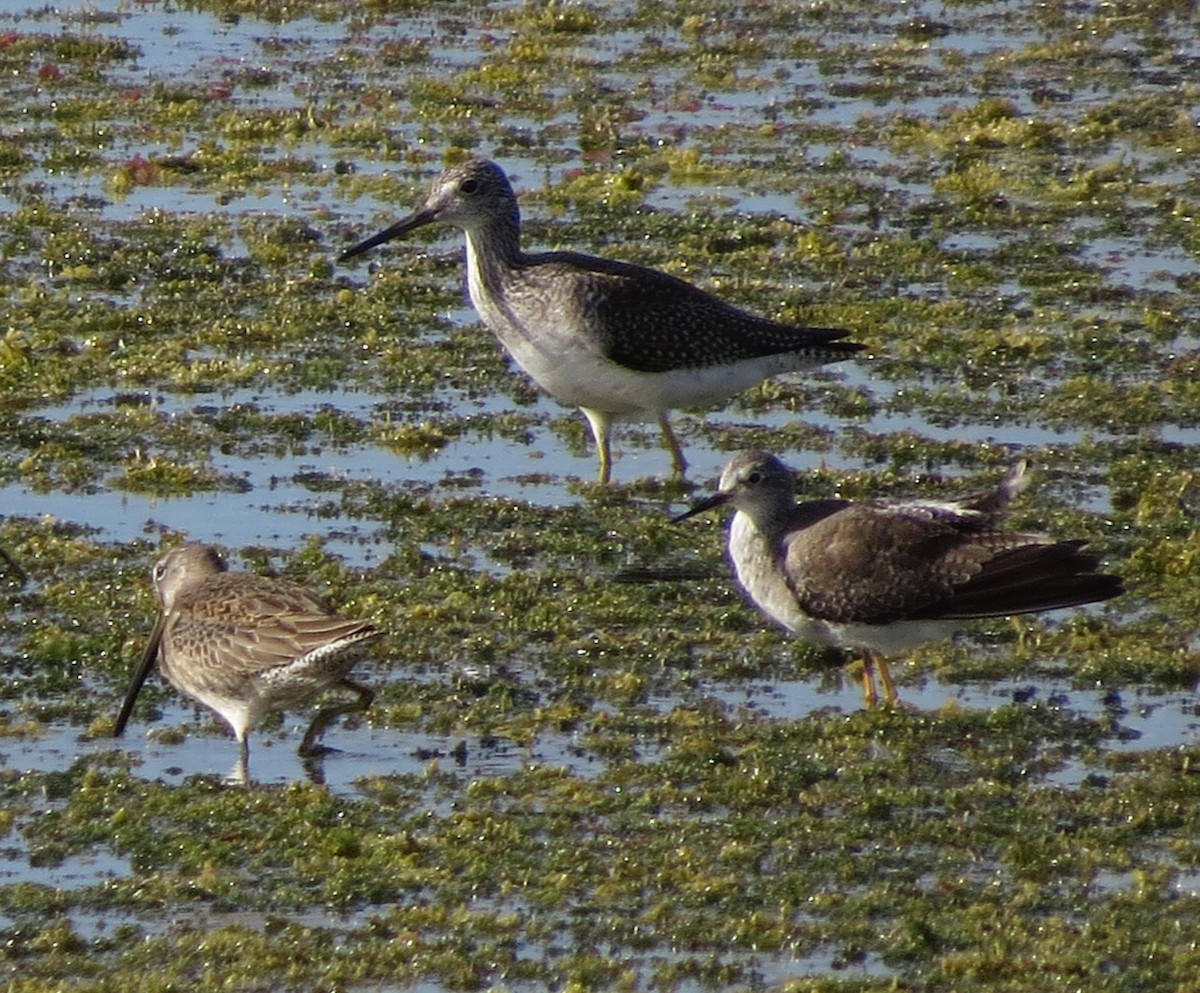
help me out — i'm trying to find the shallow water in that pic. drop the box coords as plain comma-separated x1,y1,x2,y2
1,1,1197,989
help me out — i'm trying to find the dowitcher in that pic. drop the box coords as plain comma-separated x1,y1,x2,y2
340,158,864,483
674,452,1124,705
114,542,380,782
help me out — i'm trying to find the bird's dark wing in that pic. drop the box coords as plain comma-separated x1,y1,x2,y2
782,503,990,625
908,539,1124,619
783,498,1122,624
519,251,862,373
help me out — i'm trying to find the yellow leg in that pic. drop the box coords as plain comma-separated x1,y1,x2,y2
597,437,612,484
657,412,687,479
877,654,898,705
581,407,614,484
859,652,879,709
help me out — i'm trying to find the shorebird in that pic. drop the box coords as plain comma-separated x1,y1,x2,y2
339,158,864,483
673,452,1124,705
114,542,380,783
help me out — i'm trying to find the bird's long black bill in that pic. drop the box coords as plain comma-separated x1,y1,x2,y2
113,614,166,737
670,491,731,523
338,206,439,262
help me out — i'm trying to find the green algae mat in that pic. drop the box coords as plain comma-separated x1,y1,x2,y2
1,1,1199,990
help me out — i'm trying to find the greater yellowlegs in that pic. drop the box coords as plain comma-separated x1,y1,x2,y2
340,158,865,483
114,542,380,783
674,453,1123,705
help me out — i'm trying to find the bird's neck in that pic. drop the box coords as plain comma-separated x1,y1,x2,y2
464,209,522,263
739,499,797,543
464,219,524,297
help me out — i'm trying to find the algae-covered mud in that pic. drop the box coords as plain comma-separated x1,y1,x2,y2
1,1,1199,989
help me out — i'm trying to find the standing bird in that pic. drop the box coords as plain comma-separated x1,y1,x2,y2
114,542,380,783
339,158,864,483
673,452,1123,705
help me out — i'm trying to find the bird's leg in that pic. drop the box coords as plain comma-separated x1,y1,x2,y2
859,652,879,709
581,408,614,484
226,735,251,787
597,439,612,485
657,413,688,479
299,679,375,757
876,653,898,705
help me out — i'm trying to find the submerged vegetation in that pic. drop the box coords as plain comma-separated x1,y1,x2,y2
0,0,1199,989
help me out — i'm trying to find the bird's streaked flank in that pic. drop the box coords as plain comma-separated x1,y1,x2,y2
674,452,1124,705
340,158,864,483
114,542,380,783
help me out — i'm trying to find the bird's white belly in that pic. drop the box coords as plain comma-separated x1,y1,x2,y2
480,308,806,418
827,618,958,655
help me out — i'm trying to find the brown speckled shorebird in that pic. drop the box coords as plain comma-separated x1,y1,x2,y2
114,542,380,783
674,452,1124,705
339,158,864,483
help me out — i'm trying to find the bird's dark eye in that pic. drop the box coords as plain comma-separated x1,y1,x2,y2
747,471,762,485
460,178,479,194
153,563,167,581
